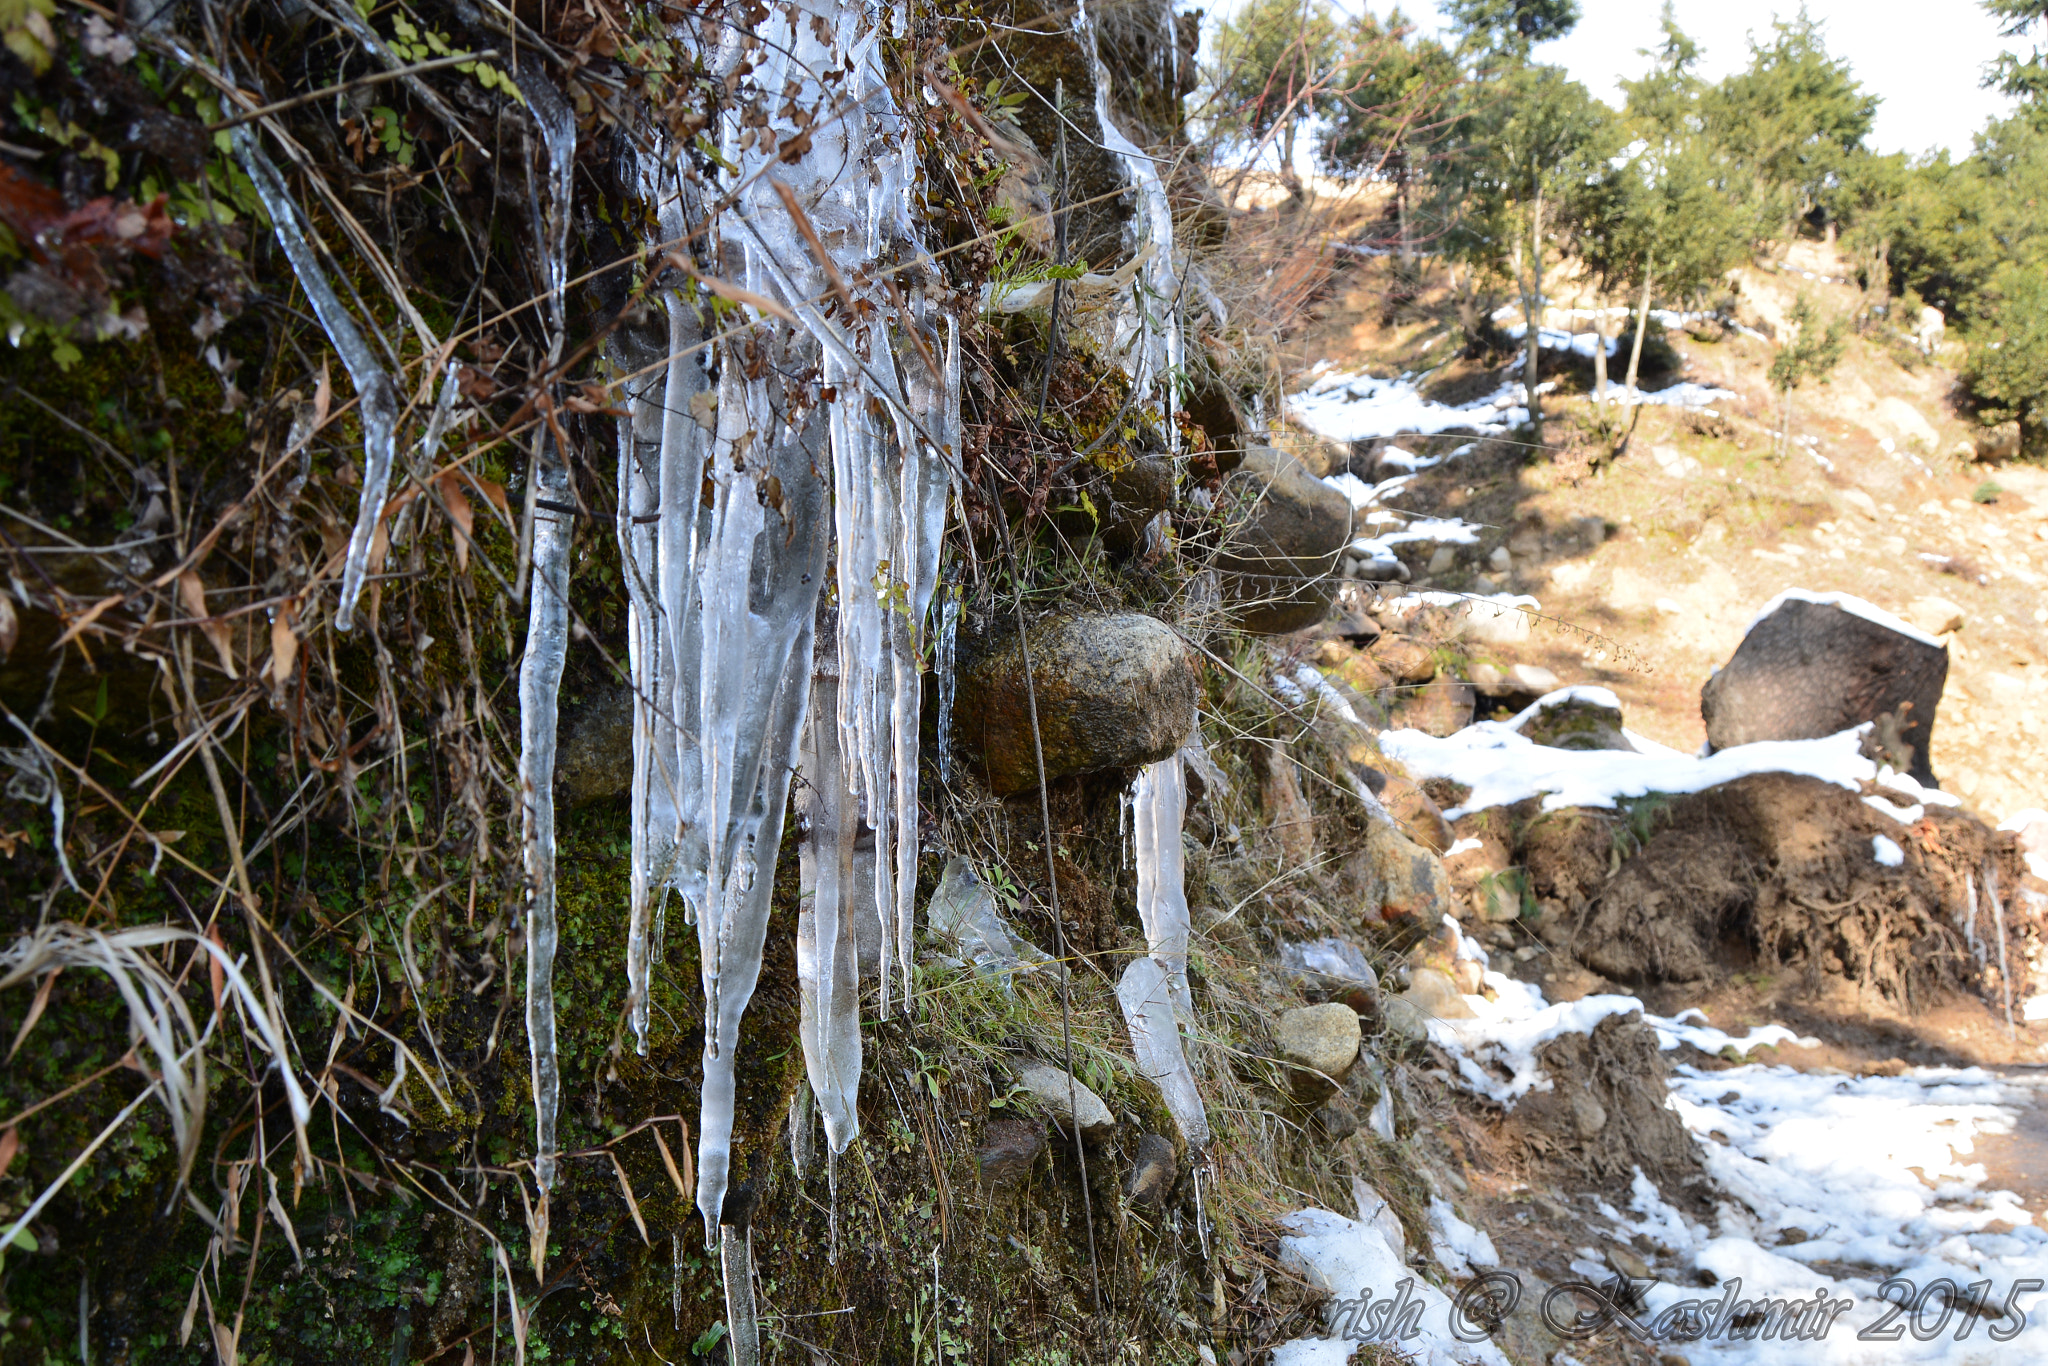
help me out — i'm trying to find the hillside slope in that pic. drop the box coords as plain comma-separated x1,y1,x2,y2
1278,236,2046,825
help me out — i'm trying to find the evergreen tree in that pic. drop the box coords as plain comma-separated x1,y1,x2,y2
1317,11,1460,258
1703,13,1877,240
1985,0,2048,111
1202,0,1345,198
1769,293,1847,455
1438,61,1610,445
1576,10,1754,408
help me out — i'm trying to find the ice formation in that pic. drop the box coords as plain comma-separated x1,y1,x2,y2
518,444,574,1188
1079,0,1181,417
1132,755,1192,1016
1118,955,1210,1149
230,130,396,634
609,0,959,1250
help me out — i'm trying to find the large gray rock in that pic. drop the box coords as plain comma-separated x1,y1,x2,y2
954,612,1199,795
1217,447,1353,634
1701,594,1947,786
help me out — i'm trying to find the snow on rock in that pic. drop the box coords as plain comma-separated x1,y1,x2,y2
1745,588,1947,650
1273,1206,1514,1365
1647,1008,1818,1056
1382,718,1924,822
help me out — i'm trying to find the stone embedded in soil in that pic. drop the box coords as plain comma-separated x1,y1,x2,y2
953,611,1199,795
1388,673,1473,737
1274,1003,1363,1094
1013,1062,1115,1138
977,1118,1046,1191
1123,1132,1177,1210
1514,691,1633,752
1905,595,1965,636
1399,966,1476,1020
1352,818,1455,941
1379,772,1454,853
1216,446,1354,634
1701,593,1949,787
1368,633,1437,684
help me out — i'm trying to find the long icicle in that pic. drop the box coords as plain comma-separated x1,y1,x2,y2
518,441,574,1189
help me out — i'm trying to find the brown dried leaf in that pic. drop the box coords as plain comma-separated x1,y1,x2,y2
7,968,60,1062
0,1125,19,1180
0,591,16,661
269,603,298,689
437,472,474,573
177,571,237,680
609,1152,650,1247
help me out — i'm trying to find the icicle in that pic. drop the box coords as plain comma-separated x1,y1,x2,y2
518,441,574,1189
1076,0,1183,434
510,71,576,353
230,129,397,633
1118,956,1209,1151
1133,753,1193,1019
670,1229,683,1330
617,0,962,1248
935,588,960,786
719,1199,759,1366
796,630,864,1156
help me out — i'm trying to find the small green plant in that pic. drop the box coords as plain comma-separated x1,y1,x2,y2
1972,479,2004,504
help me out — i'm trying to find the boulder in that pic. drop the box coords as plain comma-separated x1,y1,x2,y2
1398,966,1476,1021
1274,1002,1362,1098
1052,453,1174,555
1013,1063,1115,1138
954,612,1199,794
1700,592,1947,787
1217,446,1354,634
977,1118,1045,1192
1469,661,1560,697
1514,689,1633,751
1349,818,1454,942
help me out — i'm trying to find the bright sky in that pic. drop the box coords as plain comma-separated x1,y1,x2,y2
1350,0,2023,158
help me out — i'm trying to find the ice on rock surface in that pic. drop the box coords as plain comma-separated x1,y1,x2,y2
517,446,574,1187
925,856,1052,979
231,130,397,634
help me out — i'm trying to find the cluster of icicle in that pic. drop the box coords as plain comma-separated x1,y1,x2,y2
610,0,957,1279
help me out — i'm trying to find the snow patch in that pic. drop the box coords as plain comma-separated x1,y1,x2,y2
1872,834,1906,867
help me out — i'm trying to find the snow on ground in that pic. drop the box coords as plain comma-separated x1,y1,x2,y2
1384,915,2046,1362
1286,362,1732,444
1289,367,1532,443
1380,707,1958,823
